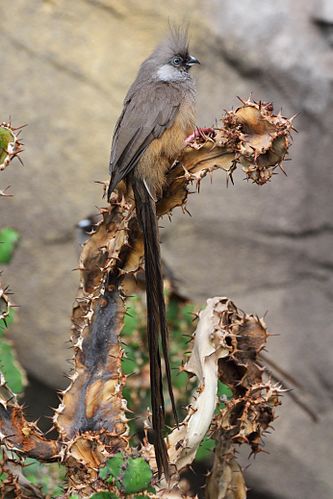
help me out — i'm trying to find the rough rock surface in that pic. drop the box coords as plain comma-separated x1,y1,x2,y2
0,0,332,497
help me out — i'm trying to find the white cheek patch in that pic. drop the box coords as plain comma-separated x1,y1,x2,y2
156,64,184,82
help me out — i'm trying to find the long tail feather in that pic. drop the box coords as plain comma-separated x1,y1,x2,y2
133,179,177,478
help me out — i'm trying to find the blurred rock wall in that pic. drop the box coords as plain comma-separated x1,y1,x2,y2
1,1,332,497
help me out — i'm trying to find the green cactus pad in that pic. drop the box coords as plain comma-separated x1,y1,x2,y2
0,337,25,393
0,127,15,167
121,458,153,494
100,454,153,494
0,227,20,264
99,452,123,483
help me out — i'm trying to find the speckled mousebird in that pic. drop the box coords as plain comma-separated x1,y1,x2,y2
107,27,199,478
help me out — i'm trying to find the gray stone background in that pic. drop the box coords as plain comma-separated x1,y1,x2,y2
1,1,332,498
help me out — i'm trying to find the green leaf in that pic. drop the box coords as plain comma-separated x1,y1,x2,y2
122,385,132,406
0,338,25,392
107,453,124,481
217,380,233,400
166,299,179,323
0,308,15,336
52,486,65,497
121,344,138,375
121,356,137,375
121,458,152,494
195,437,216,461
100,453,124,484
0,472,7,483
123,297,138,336
90,493,116,499
100,455,152,494
216,381,233,413
172,370,188,389
182,303,195,325
22,459,66,495
0,228,20,264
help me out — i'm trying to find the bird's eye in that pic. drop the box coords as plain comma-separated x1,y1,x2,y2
171,56,182,66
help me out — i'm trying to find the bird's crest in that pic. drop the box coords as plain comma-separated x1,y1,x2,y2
153,23,190,61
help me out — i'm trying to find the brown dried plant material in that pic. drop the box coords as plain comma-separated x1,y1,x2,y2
214,300,281,452
0,454,45,498
157,98,293,217
0,285,55,461
165,298,232,473
205,299,282,498
53,203,134,494
206,450,246,499
0,373,59,461
147,297,280,498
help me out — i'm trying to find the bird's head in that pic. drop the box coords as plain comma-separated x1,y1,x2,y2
142,26,200,82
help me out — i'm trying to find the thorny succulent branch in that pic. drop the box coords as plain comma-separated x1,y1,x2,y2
140,298,282,498
0,121,24,176
0,99,295,497
0,373,60,461
0,122,53,496
206,299,283,499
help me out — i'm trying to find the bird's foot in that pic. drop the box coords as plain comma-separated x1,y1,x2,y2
185,127,216,144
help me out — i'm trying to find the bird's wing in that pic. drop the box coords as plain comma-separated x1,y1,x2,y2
108,82,182,195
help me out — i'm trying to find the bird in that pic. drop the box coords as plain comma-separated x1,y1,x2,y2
107,27,199,478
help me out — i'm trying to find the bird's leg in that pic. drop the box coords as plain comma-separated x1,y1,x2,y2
185,127,216,144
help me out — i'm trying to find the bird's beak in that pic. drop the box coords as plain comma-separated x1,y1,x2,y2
186,55,200,67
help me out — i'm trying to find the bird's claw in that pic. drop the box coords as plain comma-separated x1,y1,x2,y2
185,127,216,144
